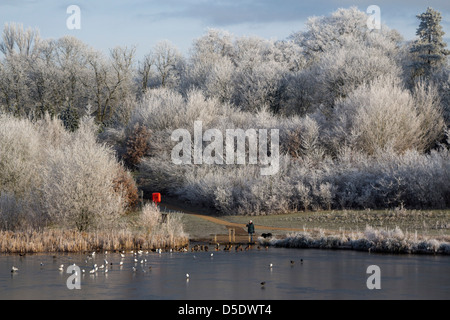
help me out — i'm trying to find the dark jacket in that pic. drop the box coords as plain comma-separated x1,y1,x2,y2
246,222,255,234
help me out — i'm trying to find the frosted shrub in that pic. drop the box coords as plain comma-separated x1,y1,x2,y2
140,203,161,232
130,88,185,131
214,186,234,215
412,81,445,149
233,59,285,112
0,114,43,199
246,175,293,215
316,182,335,210
282,116,325,165
159,213,187,245
332,76,445,155
41,118,126,231
267,226,449,255
139,203,187,246
0,115,48,230
138,154,187,194
0,192,23,231
0,115,132,231
293,182,312,211
129,88,231,148
432,67,450,125
204,56,235,104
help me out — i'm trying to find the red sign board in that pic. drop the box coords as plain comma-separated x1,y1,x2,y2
152,193,161,203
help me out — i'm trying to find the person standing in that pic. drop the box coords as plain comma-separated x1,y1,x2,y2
246,220,255,243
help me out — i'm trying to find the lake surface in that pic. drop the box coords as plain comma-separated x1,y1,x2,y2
1,247,449,300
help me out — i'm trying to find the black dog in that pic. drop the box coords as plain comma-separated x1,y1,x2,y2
261,233,273,239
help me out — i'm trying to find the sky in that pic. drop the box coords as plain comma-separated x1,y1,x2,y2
0,0,449,60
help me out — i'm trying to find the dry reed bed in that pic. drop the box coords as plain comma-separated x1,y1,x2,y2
0,229,189,253
260,226,450,255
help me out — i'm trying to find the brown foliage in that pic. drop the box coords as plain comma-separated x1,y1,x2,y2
285,127,303,158
113,166,140,211
123,123,151,169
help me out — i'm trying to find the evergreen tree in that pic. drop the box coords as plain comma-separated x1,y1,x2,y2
59,103,80,132
410,7,450,78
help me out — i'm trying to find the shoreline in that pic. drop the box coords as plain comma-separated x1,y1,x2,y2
259,227,450,256
1,208,449,256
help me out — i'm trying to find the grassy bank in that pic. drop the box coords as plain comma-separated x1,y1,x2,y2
260,226,450,255
217,208,450,237
177,207,450,254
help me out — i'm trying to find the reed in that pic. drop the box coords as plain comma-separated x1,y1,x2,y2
0,228,189,254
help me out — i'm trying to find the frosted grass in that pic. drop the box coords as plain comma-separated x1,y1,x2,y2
262,226,450,255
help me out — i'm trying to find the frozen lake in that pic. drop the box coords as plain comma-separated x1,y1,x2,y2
1,247,449,300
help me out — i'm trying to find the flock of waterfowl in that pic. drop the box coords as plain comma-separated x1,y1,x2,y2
9,243,304,289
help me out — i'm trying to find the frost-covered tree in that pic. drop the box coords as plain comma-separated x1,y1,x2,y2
185,30,304,113
41,117,127,231
28,36,92,117
59,102,80,132
0,23,40,115
85,46,136,125
431,66,450,126
331,76,445,155
286,8,403,114
306,35,402,110
410,7,450,79
231,36,295,112
0,23,40,57
204,56,235,103
137,52,154,94
138,41,185,94
289,7,402,63
0,114,132,231
0,114,43,200
153,40,184,89
186,29,235,91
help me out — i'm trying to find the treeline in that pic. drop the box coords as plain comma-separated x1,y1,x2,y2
1,8,449,126
1,7,450,224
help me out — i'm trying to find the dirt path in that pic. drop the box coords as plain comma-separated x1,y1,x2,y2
159,198,307,233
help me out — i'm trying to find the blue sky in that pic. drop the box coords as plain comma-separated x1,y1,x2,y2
0,0,448,59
